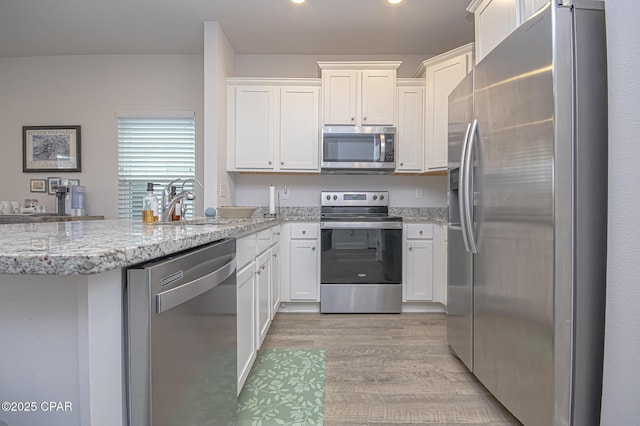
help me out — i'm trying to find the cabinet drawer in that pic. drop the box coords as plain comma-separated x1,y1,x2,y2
257,229,271,254
270,225,281,245
290,223,318,239
237,234,257,270
406,223,434,239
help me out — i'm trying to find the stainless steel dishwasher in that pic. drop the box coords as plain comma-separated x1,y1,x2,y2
126,238,237,426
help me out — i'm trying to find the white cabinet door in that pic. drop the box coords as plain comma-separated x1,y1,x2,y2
322,70,358,125
236,263,256,393
361,70,396,125
425,52,471,170
290,240,318,300
472,0,519,63
270,244,280,320
233,86,277,169
256,250,271,349
396,85,424,172
280,86,320,170
521,0,547,22
405,240,434,301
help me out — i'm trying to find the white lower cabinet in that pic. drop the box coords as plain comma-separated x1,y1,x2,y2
404,223,435,301
289,223,320,301
256,250,271,348
236,224,280,394
271,244,281,320
236,261,256,394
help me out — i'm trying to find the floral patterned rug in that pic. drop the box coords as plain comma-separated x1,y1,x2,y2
238,349,326,426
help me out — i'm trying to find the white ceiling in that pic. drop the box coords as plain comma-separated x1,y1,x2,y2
0,0,474,57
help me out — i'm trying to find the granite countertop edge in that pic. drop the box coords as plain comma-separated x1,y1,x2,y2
0,218,278,276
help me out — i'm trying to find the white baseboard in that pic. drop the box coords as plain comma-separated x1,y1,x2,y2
277,302,320,313
276,301,446,314
401,302,446,313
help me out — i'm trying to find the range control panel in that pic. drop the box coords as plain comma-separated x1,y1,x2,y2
321,191,389,207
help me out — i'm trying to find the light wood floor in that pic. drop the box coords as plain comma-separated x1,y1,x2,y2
261,313,521,426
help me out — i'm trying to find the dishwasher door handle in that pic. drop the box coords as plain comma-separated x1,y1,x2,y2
156,255,236,314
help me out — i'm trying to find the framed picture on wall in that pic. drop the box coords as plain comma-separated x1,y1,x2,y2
47,177,61,195
29,179,47,193
23,125,81,172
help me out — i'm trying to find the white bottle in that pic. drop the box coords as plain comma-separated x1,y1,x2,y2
142,182,159,223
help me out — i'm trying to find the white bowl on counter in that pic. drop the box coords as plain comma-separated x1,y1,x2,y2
216,206,257,219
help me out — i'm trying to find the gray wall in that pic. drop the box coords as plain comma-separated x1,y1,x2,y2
0,55,204,219
601,0,640,422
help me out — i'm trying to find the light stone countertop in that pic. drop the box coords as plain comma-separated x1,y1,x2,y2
0,217,278,275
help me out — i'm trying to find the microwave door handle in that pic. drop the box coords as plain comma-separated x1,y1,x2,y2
376,134,383,162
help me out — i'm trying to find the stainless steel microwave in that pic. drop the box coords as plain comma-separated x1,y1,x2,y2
321,126,396,174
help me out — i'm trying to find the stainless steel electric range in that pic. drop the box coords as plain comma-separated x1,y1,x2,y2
320,191,403,313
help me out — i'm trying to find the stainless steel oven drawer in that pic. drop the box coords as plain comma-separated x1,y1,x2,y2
320,283,402,313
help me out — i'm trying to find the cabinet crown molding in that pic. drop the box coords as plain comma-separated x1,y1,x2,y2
317,61,402,71
227,77,321,86
466,0,485,13
413,43,475,77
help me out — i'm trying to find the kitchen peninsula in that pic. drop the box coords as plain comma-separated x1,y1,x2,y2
0,217,276,426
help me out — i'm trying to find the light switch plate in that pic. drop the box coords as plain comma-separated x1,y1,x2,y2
282,185,290,199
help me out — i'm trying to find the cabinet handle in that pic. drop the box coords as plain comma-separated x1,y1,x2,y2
281,161,284,165
312,246,316,251
409,246,413,251
256,270,261,275
261,265,266,270
302,230,306,234
419,230,423,235
400,162,404,166
351,117,355,121
268,161,272,165
273,232,280,236
363,116,367,121
273,254,277,258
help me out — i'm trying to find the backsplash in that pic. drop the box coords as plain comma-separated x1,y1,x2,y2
251,206,446,222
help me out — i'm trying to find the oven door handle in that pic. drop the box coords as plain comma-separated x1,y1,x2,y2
321,221,403,230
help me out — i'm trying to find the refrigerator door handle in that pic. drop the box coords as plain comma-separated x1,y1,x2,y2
463,119,479,253
458,122,472,253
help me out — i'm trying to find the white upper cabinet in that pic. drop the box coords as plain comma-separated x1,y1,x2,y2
468,0,548,64
321,70,358,125
521,0,548,22
396,80,425,172
280,86,320,170
416,43,473,171
467,0,519,64
227,79,321,173
319,62,400,126
231,86,278,169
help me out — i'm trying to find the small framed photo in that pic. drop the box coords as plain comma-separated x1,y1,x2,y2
47,177,61,195
23,125,81,173
30,179,47,193
67,178,80,187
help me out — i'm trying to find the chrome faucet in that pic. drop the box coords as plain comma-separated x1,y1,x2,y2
161,191,195,222
161,178,182,218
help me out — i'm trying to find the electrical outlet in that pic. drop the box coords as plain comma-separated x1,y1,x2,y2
219,183,227,198
416,188,424,199
282,185,290,199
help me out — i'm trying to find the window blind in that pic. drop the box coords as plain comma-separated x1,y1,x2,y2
117,113,196,220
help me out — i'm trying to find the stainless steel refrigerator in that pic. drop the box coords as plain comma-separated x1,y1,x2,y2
446,2,608,425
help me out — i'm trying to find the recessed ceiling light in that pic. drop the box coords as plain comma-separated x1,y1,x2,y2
291,0,306,4
388,0,403,4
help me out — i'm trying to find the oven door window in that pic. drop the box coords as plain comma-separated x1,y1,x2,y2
323,134,380,162
321,228,402,284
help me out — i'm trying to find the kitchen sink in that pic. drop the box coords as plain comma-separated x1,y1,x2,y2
154,217,246,226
